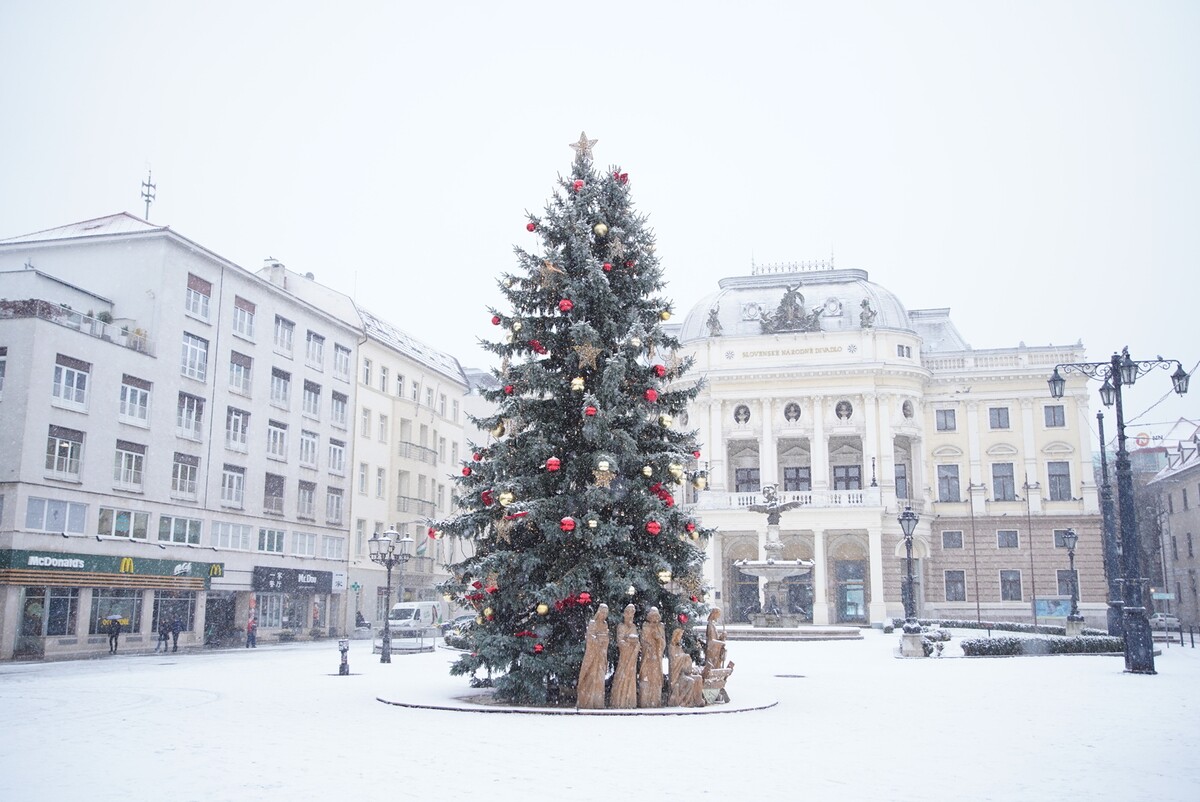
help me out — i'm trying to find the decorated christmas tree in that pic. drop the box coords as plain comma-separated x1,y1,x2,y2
439,133,713,705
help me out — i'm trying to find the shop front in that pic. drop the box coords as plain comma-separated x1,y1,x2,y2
250,566,335,640
0,549,223,660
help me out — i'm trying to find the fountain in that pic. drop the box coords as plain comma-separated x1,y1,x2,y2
734,484,815,628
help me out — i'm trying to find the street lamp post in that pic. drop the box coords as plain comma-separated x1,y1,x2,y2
368,526,414,664
898,505,921,632
1062,528,1083,623
1049,347,1190,674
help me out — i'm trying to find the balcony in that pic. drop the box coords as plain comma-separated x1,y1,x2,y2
0,300,155,356
692,487,888,512
397,441,438,466
396,495,437,518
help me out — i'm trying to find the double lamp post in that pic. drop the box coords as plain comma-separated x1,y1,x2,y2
368,526,414,664
1048,347,1189,674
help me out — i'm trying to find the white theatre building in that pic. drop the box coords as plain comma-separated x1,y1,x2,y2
674,262,1105,628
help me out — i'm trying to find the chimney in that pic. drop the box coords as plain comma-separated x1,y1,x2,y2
260,257,287,288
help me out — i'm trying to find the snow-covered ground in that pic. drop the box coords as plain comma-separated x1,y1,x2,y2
2,630,1197,801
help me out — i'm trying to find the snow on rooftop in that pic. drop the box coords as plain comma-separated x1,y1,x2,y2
360,306,465,384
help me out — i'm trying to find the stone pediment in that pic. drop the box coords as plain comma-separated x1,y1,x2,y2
1041,441,1075,455
986,443,1019,457
932,445,964,458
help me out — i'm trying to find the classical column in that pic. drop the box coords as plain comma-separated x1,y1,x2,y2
878,394,897,509
863,392,879,501
811,396,829,491
1019,398,1043,513
709,397,727,492
812,528,830,625
867,525,887,624
966,400,986,516
760,397,778,487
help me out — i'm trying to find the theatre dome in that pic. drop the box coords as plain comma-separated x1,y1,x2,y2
678,265,913,342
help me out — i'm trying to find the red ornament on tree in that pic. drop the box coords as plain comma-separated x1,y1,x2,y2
473,452,482,462
472,580,483,590
462,467,472,477
613,171,628,184
653,364,666,377
644,388,659,403
584,405,597,417
685,521,697,533
645,520,662,535
534,643,544,654
481,490,495,506
678,613,688,624
530,340,547,354
560,517,576,532
624,260,635,268
558,299,574,313
572,179,584,191
546,457,561,472
491,315,501,325
504,384,514,395
693,450,702,459
578,592,592,604
602,262,612,272
526,222,536,232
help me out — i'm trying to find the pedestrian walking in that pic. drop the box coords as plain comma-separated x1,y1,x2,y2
170,617,183,652
106,617,121,653
155,618,171,653
246,615,257,648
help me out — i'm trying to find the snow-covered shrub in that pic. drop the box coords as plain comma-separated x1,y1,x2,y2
960,635,1124,656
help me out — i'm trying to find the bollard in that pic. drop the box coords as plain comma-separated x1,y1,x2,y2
338,638,350,675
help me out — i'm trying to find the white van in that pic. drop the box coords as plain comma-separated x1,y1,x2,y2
387,600,450,635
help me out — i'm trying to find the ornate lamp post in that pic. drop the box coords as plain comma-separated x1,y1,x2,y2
1062,528,1083,623
367,526,413,664
1049,347,1190,674
898,505,921,632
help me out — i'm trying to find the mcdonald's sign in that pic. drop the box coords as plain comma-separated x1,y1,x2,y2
118,557,135,574
209,563,224,577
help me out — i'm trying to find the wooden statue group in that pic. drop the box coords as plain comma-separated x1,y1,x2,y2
576,603,734,709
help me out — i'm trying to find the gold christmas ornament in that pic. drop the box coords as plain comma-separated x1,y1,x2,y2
693,474,708,491
498,491,515,507
593,466,616,488
483,607,494,618
668,462,685,480
571,377,585,392
572,343,603,370
593,223,609,237
626,585,636,596
476,615,485,625
512,321,523,332
642,465,653,477
660,310,672,321
629,336,642,348
491,421,506,438
597,460,611,472
587,518,598,529
659,414,674,428
536,603,549,615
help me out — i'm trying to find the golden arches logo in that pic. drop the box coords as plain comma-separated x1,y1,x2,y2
118,557,135,574
209,564,224,577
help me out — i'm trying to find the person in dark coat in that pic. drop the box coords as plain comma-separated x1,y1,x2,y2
170,617,183,652
246,615,257,648
156,619,171,653
107,618,121,653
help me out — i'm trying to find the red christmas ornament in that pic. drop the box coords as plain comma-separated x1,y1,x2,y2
462,466,472,477
578,592,592,604
690,596,699,602
534,643,544,654
558,299,574,313
686,521,697,533
491,314,501,325
481,490,495,506
645,520,662,535
613,171,628,184
573,179,584,191
624,260,635,268
530,340,547,354
693,450,702,459
472,580,483,590
678,614,688,624
546,457,561,472
602,262,612,272
584,405,597,417
473,452,482,461
560,517,576,532
428,527,438,539
504,384,514,395
526,222,536,232
644,389,659,403
653,364,666,377
487,586,498,594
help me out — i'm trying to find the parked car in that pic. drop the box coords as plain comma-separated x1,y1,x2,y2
1149,612,1181,630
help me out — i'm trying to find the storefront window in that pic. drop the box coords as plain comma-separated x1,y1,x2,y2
89,588,144,634
152,590,197,631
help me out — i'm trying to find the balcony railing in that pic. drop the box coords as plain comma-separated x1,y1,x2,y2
396,495,437,518
397,441,438,466
0,299,155,356
692,487,886,512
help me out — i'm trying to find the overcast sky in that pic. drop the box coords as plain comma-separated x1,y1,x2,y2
2,1,1196,437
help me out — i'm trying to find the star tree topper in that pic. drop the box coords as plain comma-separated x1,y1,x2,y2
569,131,598,158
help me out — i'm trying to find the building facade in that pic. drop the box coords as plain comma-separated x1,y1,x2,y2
1149,431,1200,627
0,214,361,658
675,263,1105,627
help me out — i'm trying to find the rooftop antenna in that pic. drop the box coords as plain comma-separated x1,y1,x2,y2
141,169,157,220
